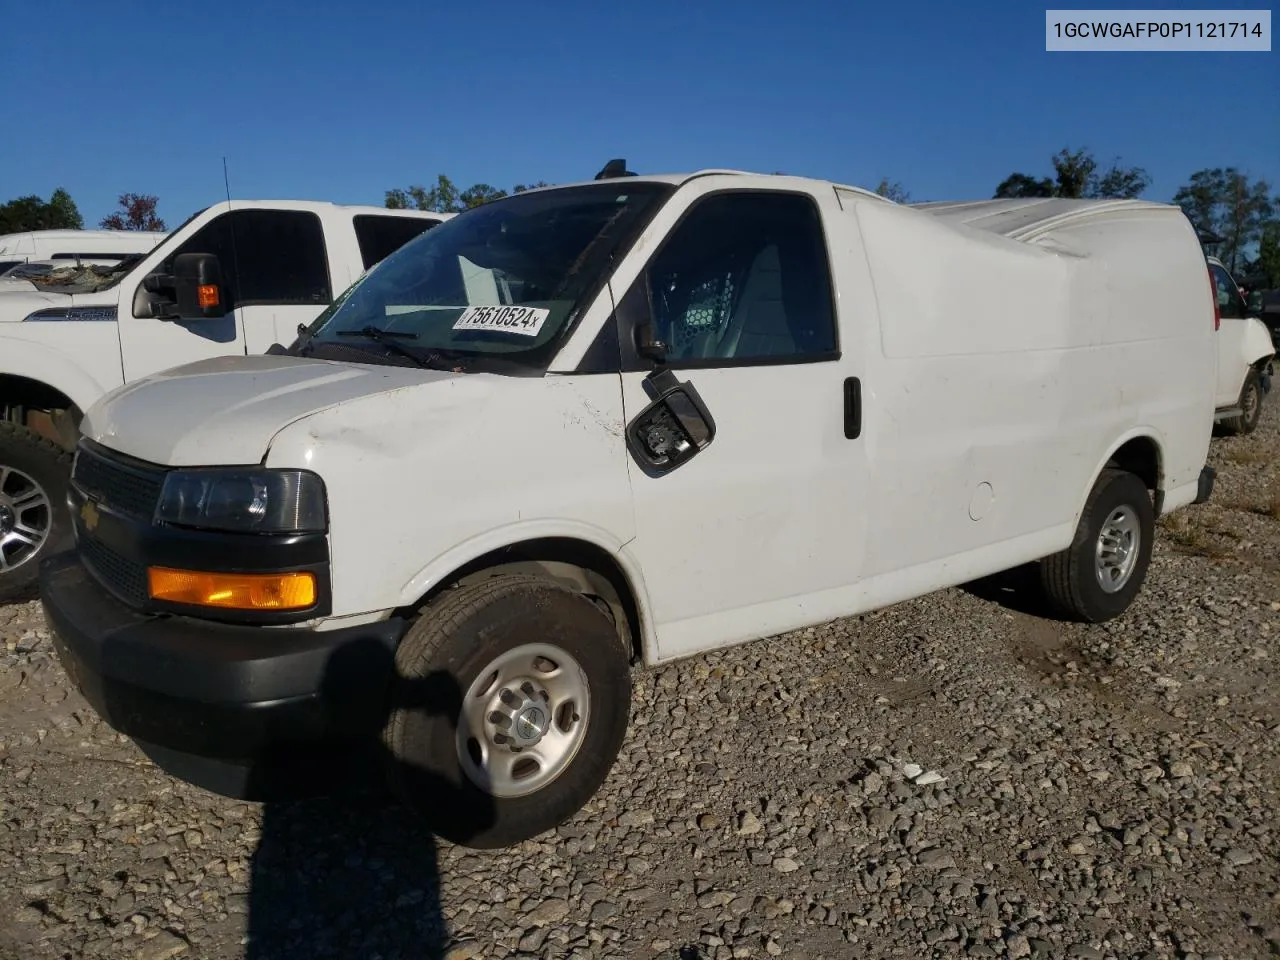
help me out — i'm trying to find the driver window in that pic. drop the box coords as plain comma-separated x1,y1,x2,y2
645,192,837,364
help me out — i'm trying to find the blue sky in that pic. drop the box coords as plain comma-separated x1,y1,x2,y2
1,0,1275,226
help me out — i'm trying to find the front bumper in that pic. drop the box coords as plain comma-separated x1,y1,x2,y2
39,550,408,799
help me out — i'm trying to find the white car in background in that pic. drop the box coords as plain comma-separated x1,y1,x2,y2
0,229,167,275
1208,255,1274,435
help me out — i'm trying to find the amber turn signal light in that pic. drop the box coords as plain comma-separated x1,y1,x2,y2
197,284,220,309
148,567,316,610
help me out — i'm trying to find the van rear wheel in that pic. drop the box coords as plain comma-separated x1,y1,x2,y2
1039,469,1154,623
0,422,72,604
382,574,631,849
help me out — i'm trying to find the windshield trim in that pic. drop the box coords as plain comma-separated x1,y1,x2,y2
296,182,676,375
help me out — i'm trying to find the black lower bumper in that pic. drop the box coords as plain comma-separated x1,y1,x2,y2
1194,465,1216,505
39,551,408,799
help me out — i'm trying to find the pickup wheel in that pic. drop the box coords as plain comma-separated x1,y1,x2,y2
1220,368,1263,436
1039,468,1154,623
382,573,630,849
0,422,72,603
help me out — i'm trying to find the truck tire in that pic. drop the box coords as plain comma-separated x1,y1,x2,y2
383,573,631,849
1039,468,1154,623
0,422,72,603
1220,368,1263,436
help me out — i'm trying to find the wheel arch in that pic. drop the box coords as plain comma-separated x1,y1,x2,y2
0,373,85,449
1075,431,1164,523
397,535,654,666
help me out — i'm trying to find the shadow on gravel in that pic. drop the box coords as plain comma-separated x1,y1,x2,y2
244,641,495,959
960,562,1055,618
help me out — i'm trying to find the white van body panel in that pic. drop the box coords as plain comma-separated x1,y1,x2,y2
78,172,1215,667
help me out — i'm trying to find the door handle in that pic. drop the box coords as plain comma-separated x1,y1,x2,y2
843,377,861,439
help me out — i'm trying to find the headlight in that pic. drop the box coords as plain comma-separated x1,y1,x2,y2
155,469,327,533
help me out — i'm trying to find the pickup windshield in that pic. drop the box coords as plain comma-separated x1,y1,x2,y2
301,181,673,370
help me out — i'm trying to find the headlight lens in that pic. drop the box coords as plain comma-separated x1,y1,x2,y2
155,469,327,533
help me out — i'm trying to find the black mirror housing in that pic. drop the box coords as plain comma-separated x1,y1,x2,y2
173,253,226,319
626,370,716,473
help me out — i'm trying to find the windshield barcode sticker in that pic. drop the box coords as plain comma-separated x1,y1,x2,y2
452,305,550,337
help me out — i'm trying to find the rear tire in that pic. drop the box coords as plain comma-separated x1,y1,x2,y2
382,574,631,849
1220,368,1263,436
1039,469,1154,623
0,422,72,604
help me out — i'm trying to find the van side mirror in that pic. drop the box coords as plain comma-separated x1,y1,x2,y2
626,369,716,473
172,253,226,319
635,320,667,364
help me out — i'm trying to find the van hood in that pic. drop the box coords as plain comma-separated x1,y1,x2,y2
83,354,451,466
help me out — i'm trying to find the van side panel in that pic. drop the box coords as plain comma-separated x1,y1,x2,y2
851,201,1213,582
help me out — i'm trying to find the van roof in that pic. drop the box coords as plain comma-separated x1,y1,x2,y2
198,199,452,219
0,228,168,242
908,197,1178,241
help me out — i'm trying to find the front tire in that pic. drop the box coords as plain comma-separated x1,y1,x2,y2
1039,469,1154,623
1221,368,1263,436
0,422,72,603
382,574,631,849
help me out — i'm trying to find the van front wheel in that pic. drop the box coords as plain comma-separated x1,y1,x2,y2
382,574,631,849
1039,469,1154,623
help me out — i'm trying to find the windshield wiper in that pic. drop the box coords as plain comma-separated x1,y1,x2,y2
335,325,466,371
336,325,432,368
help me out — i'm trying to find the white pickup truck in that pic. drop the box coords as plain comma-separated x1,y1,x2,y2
40,170,1217,848
1207,255,1274,434
0,200,448,599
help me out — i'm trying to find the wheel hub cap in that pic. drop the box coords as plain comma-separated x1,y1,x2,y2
457,642,591,799
493,683,552,749
0,465,52,573
1095,504,1140,594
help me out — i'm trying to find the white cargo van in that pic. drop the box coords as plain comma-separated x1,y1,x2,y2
0,200,449,600
40,169,1217,849
1206,255,1274,434
0,229,166,275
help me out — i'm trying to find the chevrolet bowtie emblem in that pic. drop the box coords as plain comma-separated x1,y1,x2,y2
80,500,100,533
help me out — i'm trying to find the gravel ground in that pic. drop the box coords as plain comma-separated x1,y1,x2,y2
1,412,1278,960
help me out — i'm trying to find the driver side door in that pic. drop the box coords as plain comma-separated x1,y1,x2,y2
614,187,869,661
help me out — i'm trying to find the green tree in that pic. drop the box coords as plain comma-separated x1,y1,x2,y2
385,175,552,213
1245,219,1280,287
0,188,85,232
873,178,910,203
994,172,1054,198
1173,168,1274,274
47,188,84,229
994,147,1149,200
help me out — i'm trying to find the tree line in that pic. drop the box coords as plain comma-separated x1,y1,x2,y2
384,149,1277,286
3,147,1274,288
0,191,165,234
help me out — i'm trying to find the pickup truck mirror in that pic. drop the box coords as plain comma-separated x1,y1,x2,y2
172,253,226,319
626,369,716,473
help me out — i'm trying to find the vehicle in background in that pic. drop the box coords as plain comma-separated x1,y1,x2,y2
1207,255,1275,435
0,200,450,600
40,168,1217,848
0,258,134,289
0,229,166,275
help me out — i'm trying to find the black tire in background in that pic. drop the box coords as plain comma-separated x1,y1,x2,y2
1221,367,1264,436
1039,468,1155,623
0,422,72,604
382,574,631,849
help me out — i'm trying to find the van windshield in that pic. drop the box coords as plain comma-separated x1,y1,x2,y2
300,182,673,370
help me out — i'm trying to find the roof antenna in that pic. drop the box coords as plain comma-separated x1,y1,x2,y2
595,158,636,180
